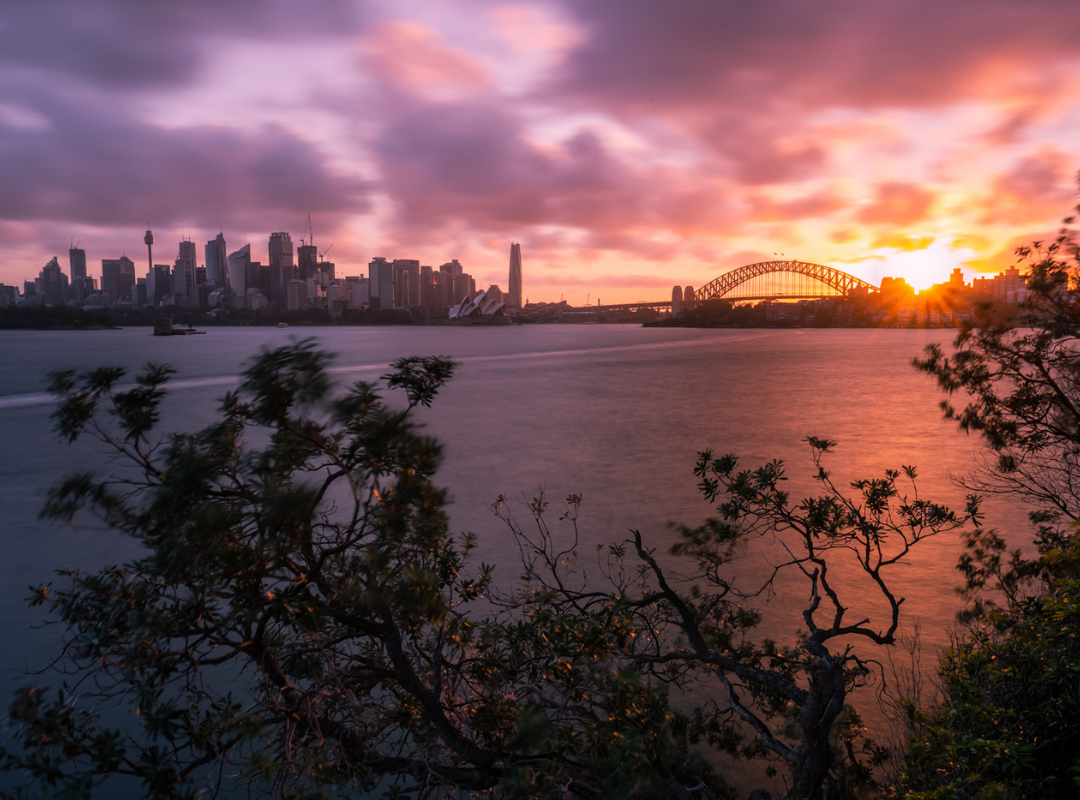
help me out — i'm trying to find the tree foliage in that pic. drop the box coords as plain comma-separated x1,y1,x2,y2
1,337,984,800
496,442,974,800
0,341,725,800
903,216,1080,798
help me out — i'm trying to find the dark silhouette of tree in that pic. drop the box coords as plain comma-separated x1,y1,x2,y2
902,213,1080,798
496,442,974,800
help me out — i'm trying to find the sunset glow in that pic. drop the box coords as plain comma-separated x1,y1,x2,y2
2,0,1080,302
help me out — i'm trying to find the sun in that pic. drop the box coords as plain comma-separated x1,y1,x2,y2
869,239,977,291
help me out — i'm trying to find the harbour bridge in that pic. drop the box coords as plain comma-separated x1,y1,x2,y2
584,260,876,314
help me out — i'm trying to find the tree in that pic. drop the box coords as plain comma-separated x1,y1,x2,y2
0,340,976,800
1,341,731,800
902,216,1080,797
495,441,975,800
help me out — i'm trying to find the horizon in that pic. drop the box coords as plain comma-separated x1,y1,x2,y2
3,1,1080,302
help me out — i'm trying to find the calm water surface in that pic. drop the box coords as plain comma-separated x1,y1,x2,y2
0,325,1035,793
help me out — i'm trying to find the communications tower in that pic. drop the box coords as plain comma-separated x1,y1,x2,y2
144,226,154,275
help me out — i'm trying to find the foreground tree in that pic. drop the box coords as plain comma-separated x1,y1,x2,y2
496,442,975,800
0,340,978,799
1,341,723,799
903,218,1080,797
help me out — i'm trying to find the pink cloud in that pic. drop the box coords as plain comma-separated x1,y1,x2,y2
857,182,935,227
362,22,490,97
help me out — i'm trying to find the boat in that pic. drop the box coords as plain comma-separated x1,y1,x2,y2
153,317,206,336
278,322,289,328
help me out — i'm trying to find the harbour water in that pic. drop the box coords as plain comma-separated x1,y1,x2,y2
0,324,1036,793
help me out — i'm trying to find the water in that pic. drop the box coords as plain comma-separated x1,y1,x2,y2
0,325,1035,794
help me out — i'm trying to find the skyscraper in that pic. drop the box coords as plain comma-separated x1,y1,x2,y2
268,232,294,306
102,256,137,304
508,242,523,309
172,240,197,303
227,244,251,297
393,259,420,306
205,233,228,288
68,246,86,282
39,257,68,306
298,243,318,282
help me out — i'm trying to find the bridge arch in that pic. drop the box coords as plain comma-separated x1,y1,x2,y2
695,260,875,301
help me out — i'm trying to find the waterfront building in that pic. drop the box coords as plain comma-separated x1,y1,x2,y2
508,242,522,309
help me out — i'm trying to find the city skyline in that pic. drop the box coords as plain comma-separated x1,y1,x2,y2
3,2,1080,302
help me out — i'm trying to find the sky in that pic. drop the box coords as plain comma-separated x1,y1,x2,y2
2,0,1080,303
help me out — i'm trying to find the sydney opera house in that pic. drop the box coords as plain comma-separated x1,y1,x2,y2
448,287,510,323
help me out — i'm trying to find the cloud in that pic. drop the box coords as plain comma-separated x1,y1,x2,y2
362,22,490,99
0,0,365,91
549,0,1080,115
978,149,1075,225
857,182,935,226
0,91,370,231
369,96,742,254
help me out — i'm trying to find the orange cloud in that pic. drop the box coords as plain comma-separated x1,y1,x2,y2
872,233,934,250
857,182,935,226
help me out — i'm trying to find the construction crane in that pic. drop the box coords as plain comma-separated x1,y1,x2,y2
319,244,334,262
301,213,314,247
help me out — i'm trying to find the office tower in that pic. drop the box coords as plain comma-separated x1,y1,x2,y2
69,246,87,282
368,257,391,309
439,260,466,305
147,264,170,306
508,242,522,308
171,240,197,303
205,233,228,288
38,257,68,306
392,260,420,306
286,279,308,311
227,244,250,296
420,266,435,308
102,256,137,304
298,243,318,282
268,232,295,304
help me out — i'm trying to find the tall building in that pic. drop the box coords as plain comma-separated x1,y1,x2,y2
102,256,137,304
147,264,170,306
508,242,523,309
393,260,421,306
205,233,228,288
39,257,68,306
68,246,87,282
368,257,395,309
298,243,318,282
227,244,250,296
268,232,295,303
171,239,197,303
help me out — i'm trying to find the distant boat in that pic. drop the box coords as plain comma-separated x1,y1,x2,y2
153,317,206,336
277,322,289,328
